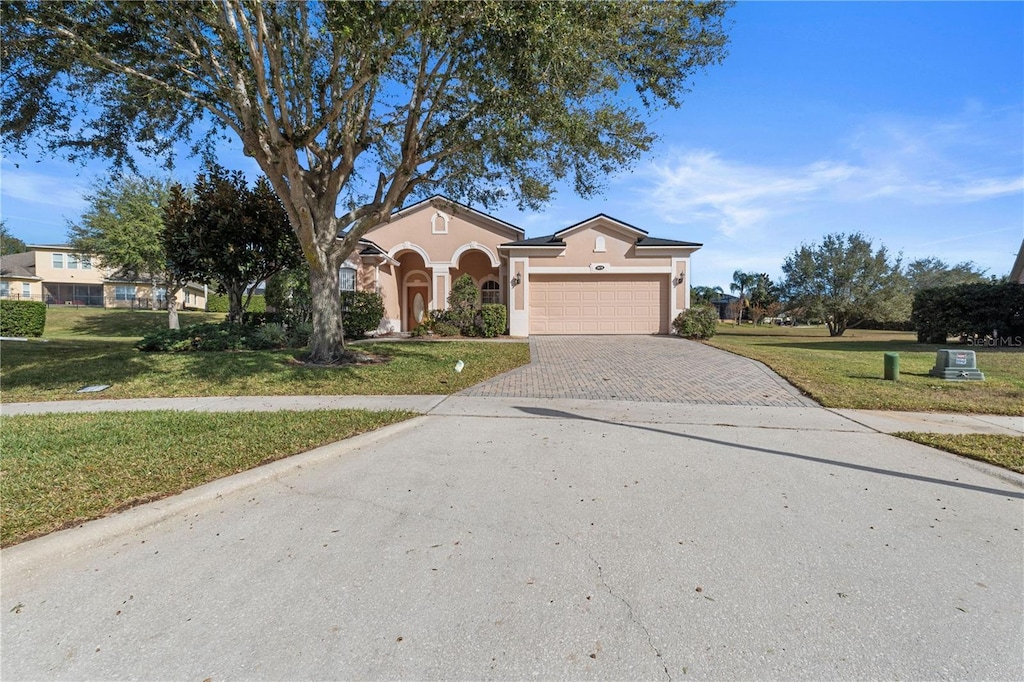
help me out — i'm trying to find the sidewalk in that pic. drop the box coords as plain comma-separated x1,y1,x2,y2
2,395,1020,436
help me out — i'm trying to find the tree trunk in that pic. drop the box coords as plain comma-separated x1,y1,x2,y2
307,255,349,364
228,286,245,324
167,286,181,330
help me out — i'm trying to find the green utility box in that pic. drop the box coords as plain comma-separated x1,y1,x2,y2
928,349,985,381
883,352,899,381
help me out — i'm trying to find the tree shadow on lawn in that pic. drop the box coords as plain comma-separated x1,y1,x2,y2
0,340,164,395
753,339,941,354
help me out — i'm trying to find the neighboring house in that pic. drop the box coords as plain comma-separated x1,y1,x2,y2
1010,239,1024,284
709,293,741,321
0,245,207,310
348,196,701,336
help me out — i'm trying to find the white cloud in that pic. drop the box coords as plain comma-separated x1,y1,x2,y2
639,107,1023,239
0,166,90,211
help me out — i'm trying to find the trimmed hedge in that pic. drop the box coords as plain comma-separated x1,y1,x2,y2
912,282,1024,343
0,300,46,337
207,294,266,314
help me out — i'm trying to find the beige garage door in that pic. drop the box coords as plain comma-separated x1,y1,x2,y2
529,274,669,334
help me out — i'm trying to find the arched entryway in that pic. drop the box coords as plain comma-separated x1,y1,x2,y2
452,248,503,306
395,249,431,332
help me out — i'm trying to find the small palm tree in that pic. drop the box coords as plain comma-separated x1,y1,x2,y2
730,270,756,324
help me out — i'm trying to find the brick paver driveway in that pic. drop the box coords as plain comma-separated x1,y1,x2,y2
460,335,818,406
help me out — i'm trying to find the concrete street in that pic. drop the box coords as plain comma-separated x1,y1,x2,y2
2,337,1022,680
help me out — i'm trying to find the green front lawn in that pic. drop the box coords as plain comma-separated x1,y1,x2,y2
705,326,1024,415
1,339,529,402
893,433,1024,474
0,409,417,546
41,306,225,340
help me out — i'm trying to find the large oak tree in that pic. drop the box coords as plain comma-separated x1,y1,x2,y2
2,0,731,363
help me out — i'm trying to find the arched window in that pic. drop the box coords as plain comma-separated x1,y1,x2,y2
431,211,449,234
339,266,357,292
481,280,500,305
594,236,606,253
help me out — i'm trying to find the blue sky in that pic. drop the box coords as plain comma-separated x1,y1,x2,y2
2,1,1022,292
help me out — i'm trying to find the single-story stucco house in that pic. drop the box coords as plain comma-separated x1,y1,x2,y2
344,196,701,337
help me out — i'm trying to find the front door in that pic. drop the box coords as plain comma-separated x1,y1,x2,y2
406,285,428,331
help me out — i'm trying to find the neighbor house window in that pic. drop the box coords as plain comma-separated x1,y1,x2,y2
339,267,357,292
80,255,92,270
115,285,136,301
154,287,167,302
0,282,9,297
481,280,500,305
67,254,79,269
51,253,64,269
22,283,31,299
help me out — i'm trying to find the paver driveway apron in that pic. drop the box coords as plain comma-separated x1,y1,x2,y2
460,335,817,406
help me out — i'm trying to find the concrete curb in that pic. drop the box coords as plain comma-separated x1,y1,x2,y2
1,416,429,583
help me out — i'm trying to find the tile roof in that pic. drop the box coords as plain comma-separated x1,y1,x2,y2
635,236,703,248
500,234,567,247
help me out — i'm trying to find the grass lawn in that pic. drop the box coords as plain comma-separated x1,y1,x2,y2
705,325,1024,415
1,309,530,402
0,409,416,546
893,433,1024,474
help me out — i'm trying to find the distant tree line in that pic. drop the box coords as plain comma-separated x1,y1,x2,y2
691,231,1012,339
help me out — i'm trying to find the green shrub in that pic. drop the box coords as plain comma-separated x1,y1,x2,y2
137,322,254,352
447,274,479,335
912,282,1024,344
250,322,288,349
342,290,385,337
207,293,266,314
288,321,313,347
0,300,46,337
480,304,507,338
672,305,718,339
433,321,461,337
206,294,229,313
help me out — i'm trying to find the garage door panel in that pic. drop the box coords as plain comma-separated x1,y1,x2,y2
530,274,668,335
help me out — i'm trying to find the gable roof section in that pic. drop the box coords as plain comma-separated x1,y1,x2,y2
635,236,703,248
344,195,525,240
501,215,701,250
0,251,40,280
499,234,566,249
554,214,648,239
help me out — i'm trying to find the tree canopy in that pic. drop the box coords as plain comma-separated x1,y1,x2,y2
780,232,907,337
67,174,186,328
163,164,302,323
2,0,732,362
0,220,27,256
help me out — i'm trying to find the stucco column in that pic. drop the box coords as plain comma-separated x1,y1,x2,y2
508,257,529,337
432,265,451,310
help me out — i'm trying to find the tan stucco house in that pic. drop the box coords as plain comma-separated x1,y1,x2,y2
347,196,701,336
0,245,207,310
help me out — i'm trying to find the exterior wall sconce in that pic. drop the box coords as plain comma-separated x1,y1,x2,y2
511,273,522,286
673,273,685,286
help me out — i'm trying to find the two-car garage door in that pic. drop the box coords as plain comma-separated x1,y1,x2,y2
529,274,669,334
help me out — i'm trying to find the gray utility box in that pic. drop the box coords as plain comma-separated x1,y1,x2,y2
929,349,985,381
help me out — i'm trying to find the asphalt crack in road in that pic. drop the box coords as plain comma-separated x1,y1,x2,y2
544,520,672,681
